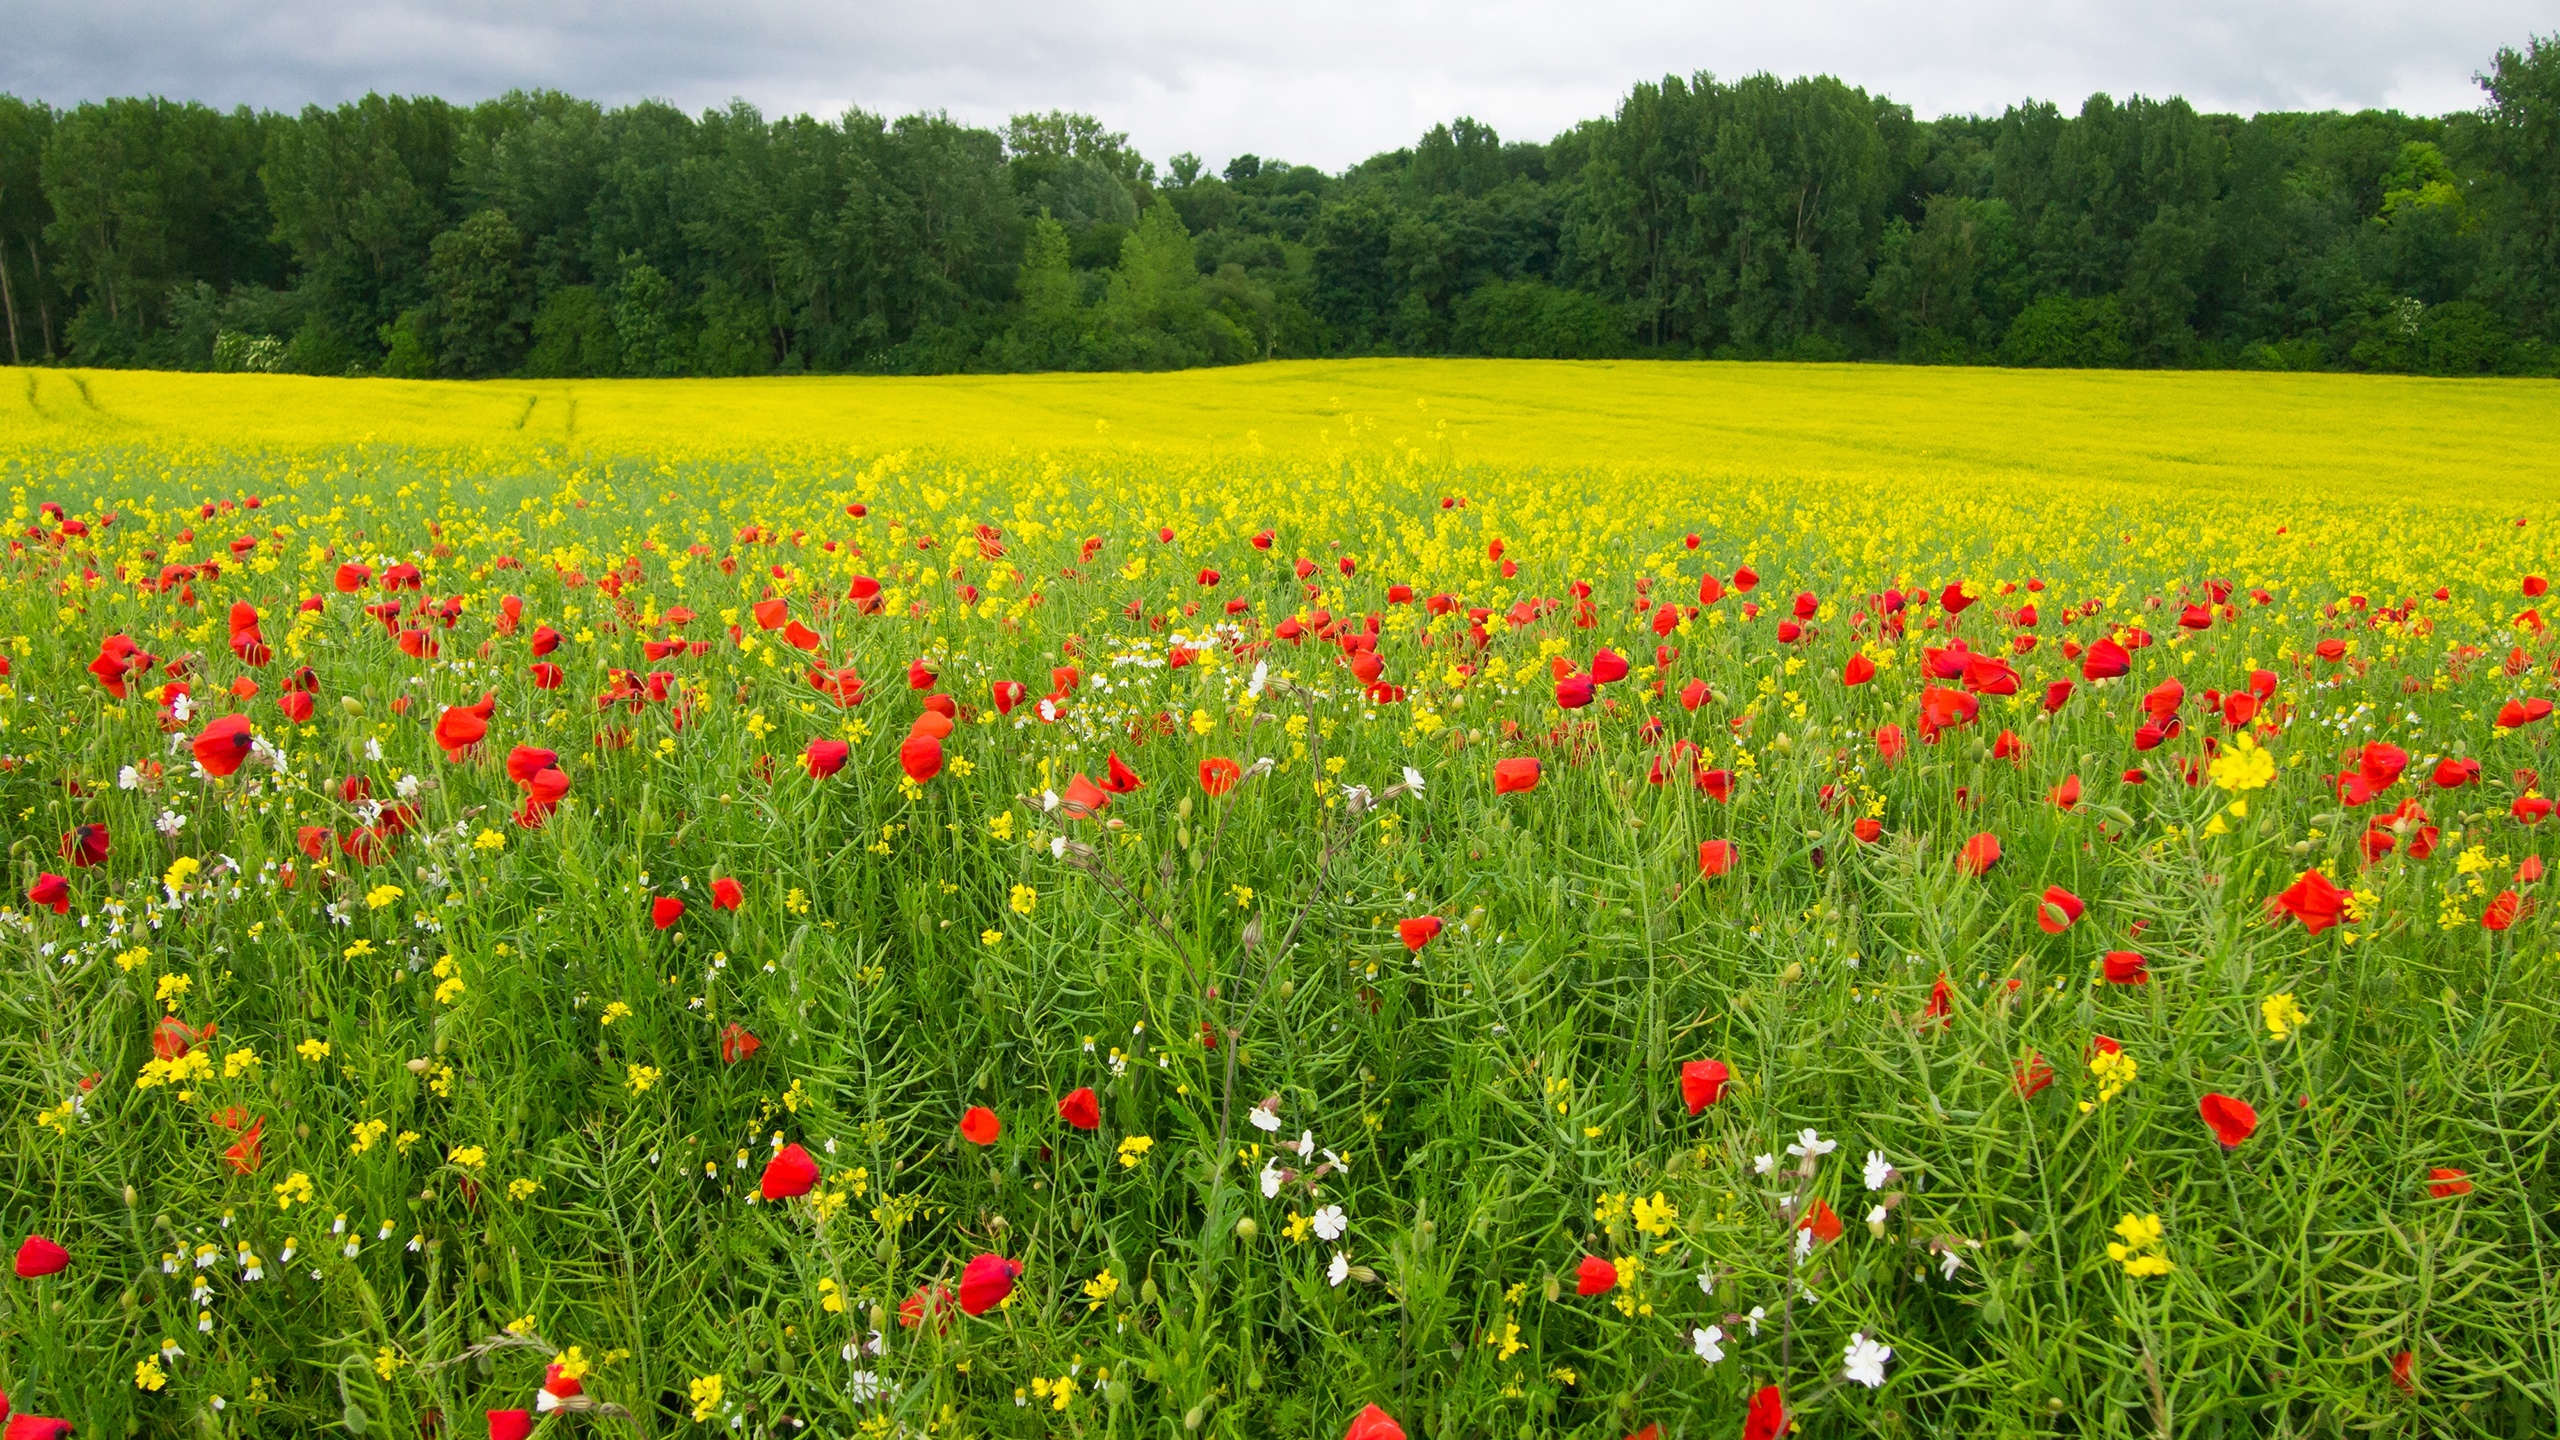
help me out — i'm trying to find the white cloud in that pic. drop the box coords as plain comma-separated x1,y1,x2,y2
3,0,2540,171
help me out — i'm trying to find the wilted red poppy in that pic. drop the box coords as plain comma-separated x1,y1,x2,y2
1059,1086,1101,1130
221,1115,265,1175
1698,839,1737,877
1492,757,1540,795
2427,1167,2472,1198
958,1253,1021,1315
1398,916,1443,951
710,877,743,911
1680,1058,1729,1114
2199,1093,2257,1148
759,1143,819,1200
961,1106,1002,1146
2036,886,2085,933
2102,950,2148,984
720,1022,761,1064
651,896,684,930
27,873,70,915
1575,1255,1618,1295
1342,1404,1406,1440
14,1234,69,1278
2272,869,2350,934
1957,833,2001,876
192,713,255,777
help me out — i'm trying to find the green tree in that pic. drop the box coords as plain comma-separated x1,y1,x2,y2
428,207,527,375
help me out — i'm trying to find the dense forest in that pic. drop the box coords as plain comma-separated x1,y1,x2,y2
3,34,2556,379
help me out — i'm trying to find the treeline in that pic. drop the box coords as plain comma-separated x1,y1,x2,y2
2,35,2556,379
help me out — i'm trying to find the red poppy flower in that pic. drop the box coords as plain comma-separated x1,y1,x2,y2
502,746,556,788
1680,1058,1730,1114
958,1253,1022,1315
222,1115,265,1175
651,896,684,930
720,1022,761,1064
2273,870,2350,934
1875,724,1907,762
2481,890,2526,931
13,1234,69,1278
759,1143,819,1200
988,679,1027,716
961,1106,1002,1146
10,1416,76,1440
1695,768,1736,802
2081,637,2130,681
1554,673,1594,709
2516,795,2554,824
1919,686,1978,730
710,877,743,911
434,694,494,757
57,824,108,869
2427,1167,2472,1197
2102,950,2148,984
1492,757,1540,795
516,768,570,828
1060,773,1110,817
2359,742,2409,789
2199,1093,2257,1148
1925,974,1953,1026
2036,886,2085,933
2432,757,2481,788
1590,648,1629,684
1798,1196,1843,1243
1957,833,2001,876
1342,1404,1407,1440
1679,678,1712,711
2496,697,2554,729
1575,1255,1618,1295
277,690,314,723
1397,916,1443,951
1851,817,1884,843
1843,654,1876,685
191,713,255,777
1199,757,1241,795
489,1410,534,1440
1059,1086,1101,1130
1742,1386,1787,1440
1101,752,1144,793
527,661,564,689
27,873,69,915
899,1282,956,1330
2016,1052,2055,1097
899,733,943,783
2049,775,2083,811
2043,679,2075,713
803,738,849,779
1697,839,1737,877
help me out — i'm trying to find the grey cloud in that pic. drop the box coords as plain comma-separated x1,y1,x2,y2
3,0,2547,170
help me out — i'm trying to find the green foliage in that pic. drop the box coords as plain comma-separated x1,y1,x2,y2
429,208,529,377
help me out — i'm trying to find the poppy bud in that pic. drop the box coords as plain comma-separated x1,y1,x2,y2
759,1143,819,1200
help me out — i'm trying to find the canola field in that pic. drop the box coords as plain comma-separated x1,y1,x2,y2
0,360,2556,1439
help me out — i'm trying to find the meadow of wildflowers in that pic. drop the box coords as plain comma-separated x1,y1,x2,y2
1,362,2556,1438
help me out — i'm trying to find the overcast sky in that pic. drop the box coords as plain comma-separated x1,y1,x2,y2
5,1,2552,171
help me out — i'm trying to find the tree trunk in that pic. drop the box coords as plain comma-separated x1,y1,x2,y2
28,240,52,358
0,242,20,366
